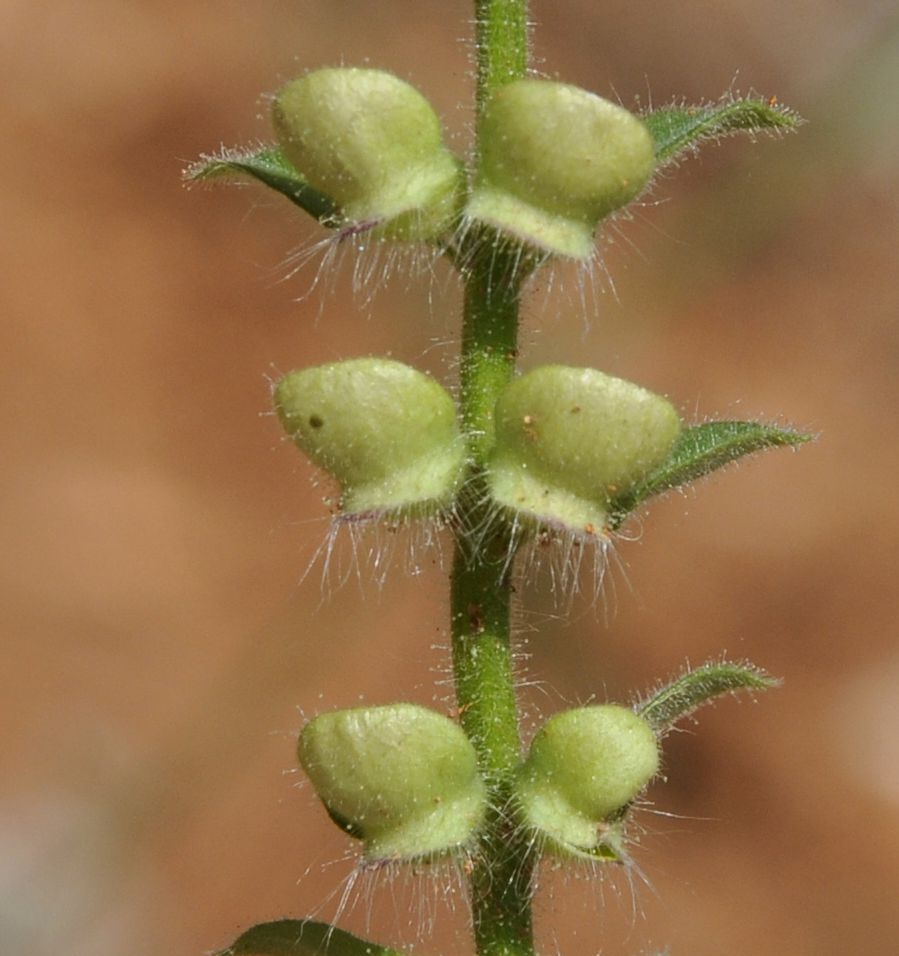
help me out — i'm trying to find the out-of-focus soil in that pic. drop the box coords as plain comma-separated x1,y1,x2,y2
2,2,898,954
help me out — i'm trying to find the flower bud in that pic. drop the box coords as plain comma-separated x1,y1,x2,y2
299,703,486,861
272,68,463,241
487,365,681,538
275,358,465,519
515,705,659,860
466,80,655,259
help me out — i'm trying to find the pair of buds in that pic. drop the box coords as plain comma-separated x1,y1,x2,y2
272,68,655,258
300,702,659,863
275,360,680,540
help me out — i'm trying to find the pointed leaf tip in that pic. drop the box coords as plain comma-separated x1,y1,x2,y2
610,420,811,523
218,919,410,956
184,145,339,224
638,660,780,734
644,94,802,166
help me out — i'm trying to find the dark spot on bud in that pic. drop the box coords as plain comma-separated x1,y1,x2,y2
309,414,324,428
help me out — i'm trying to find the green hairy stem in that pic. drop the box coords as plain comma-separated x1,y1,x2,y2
474,0,530,130
452,3,536,953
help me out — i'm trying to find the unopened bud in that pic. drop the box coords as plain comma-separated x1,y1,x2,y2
515,705,659,859
273,68,463,241
275,358,465,519
299,703,486,861
466,80,655,259
487,365,680,538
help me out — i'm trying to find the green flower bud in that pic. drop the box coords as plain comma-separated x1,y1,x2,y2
275,358,466,519
272,68,464,241
515,705,659,860
299,703,486,861
487,365,681,538
466,80,655,260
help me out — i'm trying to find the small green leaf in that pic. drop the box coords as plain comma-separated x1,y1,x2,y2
184,145,339,223
644,95,801,166
610,420,810,523
638,660,779,734
218,919,410,956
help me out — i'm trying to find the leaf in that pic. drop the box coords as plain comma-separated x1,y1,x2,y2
643,94,802,166
217,919,411,956
184,145,339,224
637,660,780,734
609,420,811,523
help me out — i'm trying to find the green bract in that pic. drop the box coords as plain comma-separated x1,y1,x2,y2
487,365,681,538
299,703,487,861
275,358,466,519
466,79,656,260
515,705,659,860
272,68,464,241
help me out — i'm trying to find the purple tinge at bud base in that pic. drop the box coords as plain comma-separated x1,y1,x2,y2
274,358,466,520
514,705,659,860
299,703,486,861
272,68,464,241
487,365,681,540
465,79,655,260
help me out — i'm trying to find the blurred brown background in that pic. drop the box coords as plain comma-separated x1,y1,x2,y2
2,2,898,954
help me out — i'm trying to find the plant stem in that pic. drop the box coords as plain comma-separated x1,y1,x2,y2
451,3,533,954
452,258,523,780
474,0,530,134
452,246,534,956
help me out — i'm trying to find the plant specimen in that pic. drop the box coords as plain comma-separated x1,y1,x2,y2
186,2,805,953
